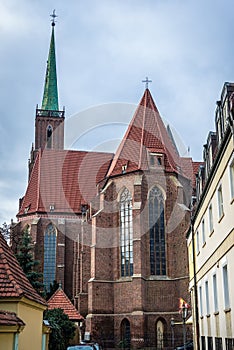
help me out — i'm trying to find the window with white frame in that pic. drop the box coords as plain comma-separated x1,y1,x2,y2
217,185,224,218
196,230,200,255
213,273,218,312
202,219,206,246
208,204,214,234
205,280,210,315
230,159,234,200
222,264,230,309
199,285,203,317
120,188,133,277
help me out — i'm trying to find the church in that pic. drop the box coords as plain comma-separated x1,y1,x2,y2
12,17,199,349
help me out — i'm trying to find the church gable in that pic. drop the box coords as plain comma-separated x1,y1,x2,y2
107,88,181,177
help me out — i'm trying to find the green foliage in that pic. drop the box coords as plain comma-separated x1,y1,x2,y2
46,280,60,300
44,308,76,350
16,227,44,295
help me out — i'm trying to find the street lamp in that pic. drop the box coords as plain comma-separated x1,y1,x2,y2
182,304,188,350
170,317,175,349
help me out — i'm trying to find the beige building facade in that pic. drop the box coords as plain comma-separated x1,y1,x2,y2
187,82,234,350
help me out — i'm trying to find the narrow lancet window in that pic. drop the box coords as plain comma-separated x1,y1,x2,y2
47,125,53,148
149,186,166,275
44,223,57,291
120,188,133,277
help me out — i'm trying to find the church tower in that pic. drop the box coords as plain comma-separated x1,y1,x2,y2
29,11,65,178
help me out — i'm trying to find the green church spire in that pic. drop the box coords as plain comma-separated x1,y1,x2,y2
41,11,59,111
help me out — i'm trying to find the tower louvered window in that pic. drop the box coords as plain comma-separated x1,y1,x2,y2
149,187,166,275
120,188,133,277
44,223,57,291
47,125,53,148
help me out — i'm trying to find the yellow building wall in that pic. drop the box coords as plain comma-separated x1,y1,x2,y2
18,301,45,350
0,298,46,350
0,332,15,350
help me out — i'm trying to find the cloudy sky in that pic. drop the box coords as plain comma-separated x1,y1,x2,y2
1,0,234,224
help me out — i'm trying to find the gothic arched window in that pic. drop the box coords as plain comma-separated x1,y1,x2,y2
44,223,57,291
46,125,53,149
120,318,131,349
149,187,166,275
120,188,133,277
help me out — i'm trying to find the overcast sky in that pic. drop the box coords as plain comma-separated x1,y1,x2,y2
1,0,234,224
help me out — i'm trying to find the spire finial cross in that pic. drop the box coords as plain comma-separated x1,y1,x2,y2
142,77,152,89
50,9,57,26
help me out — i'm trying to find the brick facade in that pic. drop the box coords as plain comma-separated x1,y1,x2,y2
13,88,195,348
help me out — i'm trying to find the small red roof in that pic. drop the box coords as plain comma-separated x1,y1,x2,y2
48,287,83,320
18,149,113,216
0,233,47,306
0,310,25,327
107,88,182,177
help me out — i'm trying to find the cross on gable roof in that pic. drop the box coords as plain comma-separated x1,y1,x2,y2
107,88,181,177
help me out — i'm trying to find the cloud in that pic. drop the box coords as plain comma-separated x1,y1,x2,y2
1,0,234,222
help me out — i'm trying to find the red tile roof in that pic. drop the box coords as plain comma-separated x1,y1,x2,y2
107,88,182,177
0,310,25,327
0,233,47,306
18,149,113,216
48,287,83,320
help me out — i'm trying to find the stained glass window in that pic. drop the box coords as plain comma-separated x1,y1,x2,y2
120,188,133,277
44,223,57,291
149,187,166,275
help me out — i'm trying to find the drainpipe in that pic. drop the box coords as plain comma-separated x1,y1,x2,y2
190,214,200,350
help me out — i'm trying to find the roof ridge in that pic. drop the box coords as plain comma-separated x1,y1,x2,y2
138,89,147,168
107,88,181,177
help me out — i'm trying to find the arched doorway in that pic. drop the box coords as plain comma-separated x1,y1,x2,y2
120,318,131,349
156,319,164,349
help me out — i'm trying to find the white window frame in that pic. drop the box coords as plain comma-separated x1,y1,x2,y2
217,184,224,219
199,285,203,317
202,219,206,246
208,203,214,234
196,230,200,255
222,264,230,310
229,157,234,200
205,280,210,316
213,273,218,313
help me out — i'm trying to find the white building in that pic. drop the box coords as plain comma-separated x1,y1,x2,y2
187,82,234,350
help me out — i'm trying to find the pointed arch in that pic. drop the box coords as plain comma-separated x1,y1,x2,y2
149,186,166,275
46,125,53,149
44,223,57,291
155,318,166,349
119,188,133,277
120,318,131,349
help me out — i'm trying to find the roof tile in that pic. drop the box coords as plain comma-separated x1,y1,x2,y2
0,233,47,306
48,287,83,320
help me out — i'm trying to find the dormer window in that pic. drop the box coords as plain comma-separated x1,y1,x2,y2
49,204,55,212
122,164,127,174
24,205,31,214
149,152,164,168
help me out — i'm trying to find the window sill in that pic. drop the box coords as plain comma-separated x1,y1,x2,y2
214,311,219,316
209,229,214,237
206,314,211,318
202,242,206,248
230,197,234,205
224,308,231,313
218,213,225,223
